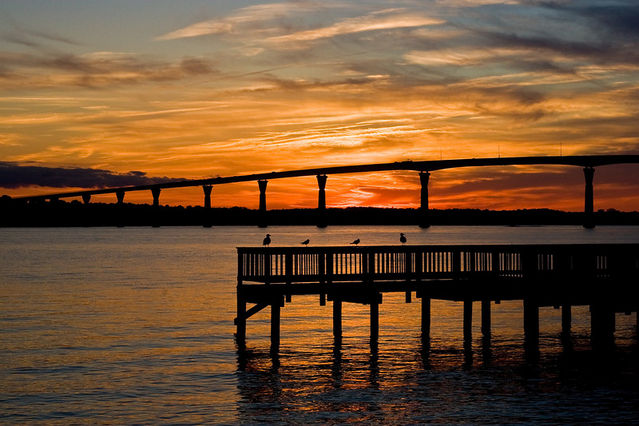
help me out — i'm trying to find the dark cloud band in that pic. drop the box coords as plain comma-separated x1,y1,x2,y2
0,162,178,189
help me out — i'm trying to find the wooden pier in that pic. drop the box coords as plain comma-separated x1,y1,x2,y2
235,244,639,352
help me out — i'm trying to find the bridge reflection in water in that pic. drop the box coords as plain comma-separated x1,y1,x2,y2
235,244,639,355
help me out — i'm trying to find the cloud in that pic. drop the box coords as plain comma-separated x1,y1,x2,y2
0,162,180,189
266,10,444,44
156,2,325,40
0,51,218,89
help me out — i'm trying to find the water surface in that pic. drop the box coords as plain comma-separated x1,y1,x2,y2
1,226,638,423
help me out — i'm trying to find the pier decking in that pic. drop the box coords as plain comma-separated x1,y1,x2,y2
235,244,639,352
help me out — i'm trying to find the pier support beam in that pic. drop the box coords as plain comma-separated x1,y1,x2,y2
333,298,342,341
258,180,268,228
203,185,213,209
236,290,246,346
463,300,473,344
583,166,595,229
116,190,125,205
151,187,161,207
370,293,379,343
481,300,491,338
561,304,571,336
316,174,327,228
82,194,91,204
271,299,281,352
421,296,431,341
523,299,539,350
591,304,615,350
419,171,431,228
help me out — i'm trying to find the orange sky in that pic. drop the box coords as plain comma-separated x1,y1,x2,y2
1,1,638,211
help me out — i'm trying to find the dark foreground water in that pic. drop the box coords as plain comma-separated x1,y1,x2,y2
1,226,638,424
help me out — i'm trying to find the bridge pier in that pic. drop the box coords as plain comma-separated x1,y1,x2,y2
419,171,430,228
151,187,161,207
258,179,268,228
151,188,161,227
316,174,327,228
203,185,213,227
203,185,213,209
82,194,91,204
583,166,595,229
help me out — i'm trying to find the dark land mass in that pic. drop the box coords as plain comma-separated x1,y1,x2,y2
1,198,638,226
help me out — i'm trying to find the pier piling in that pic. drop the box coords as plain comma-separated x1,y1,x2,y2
481,300,491,338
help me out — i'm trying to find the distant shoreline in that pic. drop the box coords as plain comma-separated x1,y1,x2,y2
1,201,638,227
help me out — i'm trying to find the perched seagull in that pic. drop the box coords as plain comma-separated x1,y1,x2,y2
400,233,407,244
350,238,360,245
301,239,310,246
263,234,271,246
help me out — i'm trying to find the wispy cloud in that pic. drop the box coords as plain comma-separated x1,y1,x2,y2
156,2,325,40
265,10,444,44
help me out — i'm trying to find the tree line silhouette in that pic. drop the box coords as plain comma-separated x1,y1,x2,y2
1,196,637,227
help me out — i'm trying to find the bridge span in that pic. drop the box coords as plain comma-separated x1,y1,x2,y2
10,154,639,228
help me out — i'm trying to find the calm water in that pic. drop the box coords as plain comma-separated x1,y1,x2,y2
1,226,639,424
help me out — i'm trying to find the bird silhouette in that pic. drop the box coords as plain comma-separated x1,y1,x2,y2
263,234,271,246
400,233,407,244
350,238,360,245
301,239,310,246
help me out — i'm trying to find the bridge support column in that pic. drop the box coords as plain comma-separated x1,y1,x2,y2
316,174,327,228
370,293,379,344
203,185,213,208
151,187,161,207
591,304,614,350
421,296,431,341
82,194,91,204
583,166,595,229
116,190,125,205
258,180,268,228
464,300,473,344
151,188,161,227
271,298,281,353
481,300,491,338
333,298,342,341
562,304,571,337
419,171,430,228
523,299,539,351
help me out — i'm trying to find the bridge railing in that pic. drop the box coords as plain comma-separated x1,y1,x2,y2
237,244,639,284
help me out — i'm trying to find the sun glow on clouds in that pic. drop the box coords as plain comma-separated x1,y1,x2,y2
1,0,639,210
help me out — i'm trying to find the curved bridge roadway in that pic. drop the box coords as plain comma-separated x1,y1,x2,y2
12,155,639,227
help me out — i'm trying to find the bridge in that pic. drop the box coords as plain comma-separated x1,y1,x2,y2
10,154,639,228
235,243,639,354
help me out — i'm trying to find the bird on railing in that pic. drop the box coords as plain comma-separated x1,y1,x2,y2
350,238,360,245
301,239,310,246
263,234,271,246
400,233,407,244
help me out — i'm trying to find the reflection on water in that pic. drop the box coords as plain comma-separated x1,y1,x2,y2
1,226,639,423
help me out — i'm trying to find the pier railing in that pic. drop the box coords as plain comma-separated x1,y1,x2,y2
237,244,639,284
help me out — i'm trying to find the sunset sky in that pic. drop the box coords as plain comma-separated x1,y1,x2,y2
1,0,638,210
